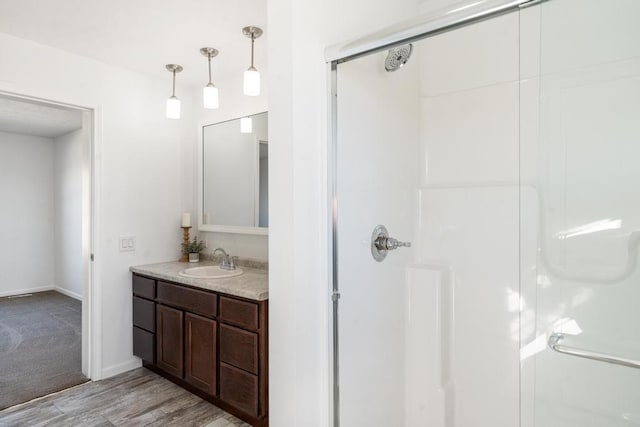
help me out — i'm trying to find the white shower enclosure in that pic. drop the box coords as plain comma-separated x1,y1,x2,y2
327,0,640,426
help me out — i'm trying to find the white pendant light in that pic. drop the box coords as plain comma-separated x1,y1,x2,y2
244,69,260,96
200,47,220,109
166,96,180,119
240,117,253,133
242,26,263,96
165,64,183,119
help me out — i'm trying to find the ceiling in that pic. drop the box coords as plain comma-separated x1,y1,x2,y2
0,0,267,88
0,96,83,138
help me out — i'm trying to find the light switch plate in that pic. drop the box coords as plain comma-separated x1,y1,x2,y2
119,235,136,252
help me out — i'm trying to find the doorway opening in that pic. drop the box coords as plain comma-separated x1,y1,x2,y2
0,92,95,409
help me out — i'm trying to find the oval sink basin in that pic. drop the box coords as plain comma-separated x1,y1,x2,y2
179,266,244,279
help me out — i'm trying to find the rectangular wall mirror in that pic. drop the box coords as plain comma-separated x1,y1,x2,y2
198,111,268,235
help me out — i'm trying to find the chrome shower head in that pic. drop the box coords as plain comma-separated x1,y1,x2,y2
385,44,413,72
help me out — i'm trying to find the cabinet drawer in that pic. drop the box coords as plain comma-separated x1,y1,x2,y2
220,324,258,375
133,296,155,332
133,326,155,363
133,275,156,299
219,296,259,330
157,281,217,318
220,363,259,417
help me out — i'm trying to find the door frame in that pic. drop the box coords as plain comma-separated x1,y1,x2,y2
0,89,102,381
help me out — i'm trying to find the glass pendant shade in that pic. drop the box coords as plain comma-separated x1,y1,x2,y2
203,84,219,109
240,117,253,133
242,27,263,97
243,68,260,96
166,96,181,119
165,64,183,119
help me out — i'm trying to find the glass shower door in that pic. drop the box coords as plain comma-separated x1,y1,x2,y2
334,6,523,426
520,0,640,425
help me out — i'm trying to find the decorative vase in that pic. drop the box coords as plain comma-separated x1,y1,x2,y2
188,252,200,263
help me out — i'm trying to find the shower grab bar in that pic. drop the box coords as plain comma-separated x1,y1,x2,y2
548,333,640,370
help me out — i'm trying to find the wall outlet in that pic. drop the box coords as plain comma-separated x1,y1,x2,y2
202,238,208,248
119,235,136,252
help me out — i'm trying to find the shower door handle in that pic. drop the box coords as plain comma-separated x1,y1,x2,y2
548,333,640,370
371,225,411,262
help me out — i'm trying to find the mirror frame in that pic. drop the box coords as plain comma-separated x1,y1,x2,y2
197,112,269,235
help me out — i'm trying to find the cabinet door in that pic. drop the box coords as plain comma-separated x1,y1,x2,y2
156,304,183,378
184,312,217,394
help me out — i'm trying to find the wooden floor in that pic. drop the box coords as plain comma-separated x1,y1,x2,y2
0,368,251,427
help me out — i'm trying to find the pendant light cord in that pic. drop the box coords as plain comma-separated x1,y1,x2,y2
172,69,176,97
207,54,213,84
250,35,255,69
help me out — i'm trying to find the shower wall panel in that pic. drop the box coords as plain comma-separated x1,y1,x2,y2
415,11,520,427
336,49,420,427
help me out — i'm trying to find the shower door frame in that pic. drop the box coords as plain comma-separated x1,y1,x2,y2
326,0,539,425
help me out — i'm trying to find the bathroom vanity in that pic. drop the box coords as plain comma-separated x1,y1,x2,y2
130,261,268,427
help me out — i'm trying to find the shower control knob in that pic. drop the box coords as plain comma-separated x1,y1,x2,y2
371,225,411,262
375,236,411,251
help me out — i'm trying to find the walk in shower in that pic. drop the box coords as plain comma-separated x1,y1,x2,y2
327,0,640,425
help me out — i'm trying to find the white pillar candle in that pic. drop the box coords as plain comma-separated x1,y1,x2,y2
181,213,191,227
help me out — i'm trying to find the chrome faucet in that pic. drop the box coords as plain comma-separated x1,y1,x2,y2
212,247,236,270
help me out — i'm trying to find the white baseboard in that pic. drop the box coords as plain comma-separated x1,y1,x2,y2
54,286,83,301
0,286,83,301
0,286,55,298
101,358,142,380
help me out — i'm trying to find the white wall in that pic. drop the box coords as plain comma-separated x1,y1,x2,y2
53,127,85,298
0,131,55,296
193,70,269,261
0,32,195,378
0,124,86,301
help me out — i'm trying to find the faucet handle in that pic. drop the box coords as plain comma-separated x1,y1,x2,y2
229,256,238,270
221,255,230,268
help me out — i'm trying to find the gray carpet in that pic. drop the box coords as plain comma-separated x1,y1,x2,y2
0,290,88,410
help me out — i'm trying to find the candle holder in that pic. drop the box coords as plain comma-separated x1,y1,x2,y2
180,226,192,262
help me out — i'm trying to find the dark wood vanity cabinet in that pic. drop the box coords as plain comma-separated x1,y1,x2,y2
131,273,268,427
